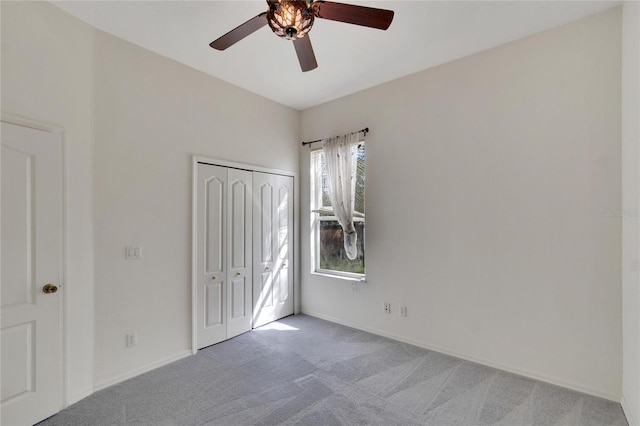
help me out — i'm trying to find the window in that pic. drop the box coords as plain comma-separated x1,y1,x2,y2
310,143,365,278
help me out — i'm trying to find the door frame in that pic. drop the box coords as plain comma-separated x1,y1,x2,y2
191,155,298,354
1,113,68,409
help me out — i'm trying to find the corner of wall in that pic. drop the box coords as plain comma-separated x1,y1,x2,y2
622,1,640,425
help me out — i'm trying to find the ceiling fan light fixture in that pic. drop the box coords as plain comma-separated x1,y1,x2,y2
267,0,315,40
210,0,394,72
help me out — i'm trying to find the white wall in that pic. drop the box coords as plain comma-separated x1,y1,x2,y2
622,1,640,424
300,8,622,400
1,1,95,404
91,30,300,387
2,0,300,395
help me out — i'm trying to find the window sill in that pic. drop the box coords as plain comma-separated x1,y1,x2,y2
311,271,366,283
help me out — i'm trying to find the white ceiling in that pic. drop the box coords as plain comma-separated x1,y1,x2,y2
51,0,620,110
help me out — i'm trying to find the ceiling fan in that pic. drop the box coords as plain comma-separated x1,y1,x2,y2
209,0,394,72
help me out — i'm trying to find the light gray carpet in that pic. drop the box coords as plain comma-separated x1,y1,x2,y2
38,314,627,426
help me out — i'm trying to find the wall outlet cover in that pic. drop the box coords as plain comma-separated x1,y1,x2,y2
126,333,137,347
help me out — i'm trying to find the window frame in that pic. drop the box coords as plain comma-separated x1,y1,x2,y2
310,143,365,280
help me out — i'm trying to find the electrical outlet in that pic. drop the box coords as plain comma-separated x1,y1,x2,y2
400,306,407,317
384,302,391,314
126,333,137,347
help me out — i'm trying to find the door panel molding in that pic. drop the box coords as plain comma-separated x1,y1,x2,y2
205,177,224,275
230,179,248,270
225,168,252,339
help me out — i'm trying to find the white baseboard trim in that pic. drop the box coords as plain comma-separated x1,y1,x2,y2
66,386,93,407
302,310,620,403
94,350,192,393
622,395,639,426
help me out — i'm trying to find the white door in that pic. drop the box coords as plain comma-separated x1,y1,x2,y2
225,168,252,339
196,164,253,349
196,164,227,348
1,122,63,425
252,172,294,328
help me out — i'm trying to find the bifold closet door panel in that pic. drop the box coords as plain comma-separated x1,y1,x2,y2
196,162,294,346
252,172,294,328
196,164,228,348
226,168,253,339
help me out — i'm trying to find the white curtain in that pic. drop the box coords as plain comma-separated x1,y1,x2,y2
323,131,362,260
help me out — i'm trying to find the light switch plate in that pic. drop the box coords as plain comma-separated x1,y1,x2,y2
125,245,142,260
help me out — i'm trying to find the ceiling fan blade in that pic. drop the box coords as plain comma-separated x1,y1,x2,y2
209,12,268,50
313,1,394,30
293,36,318,72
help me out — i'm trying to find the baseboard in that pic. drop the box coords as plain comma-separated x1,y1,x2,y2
622,395,639,426
94,350,192,393
66,386,93,407
302,310,620,403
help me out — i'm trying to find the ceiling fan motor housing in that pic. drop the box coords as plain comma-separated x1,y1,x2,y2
267,0,315,40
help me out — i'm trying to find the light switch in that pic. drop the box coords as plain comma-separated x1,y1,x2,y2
125,245,142,260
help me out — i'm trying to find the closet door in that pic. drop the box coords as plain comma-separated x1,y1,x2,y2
226,169,253,338
196,164,228,348
196,164,254,348
252,172,294,328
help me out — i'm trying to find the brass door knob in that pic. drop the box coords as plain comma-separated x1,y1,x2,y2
211,275,217,280
42,284,58,294
236,272,242,277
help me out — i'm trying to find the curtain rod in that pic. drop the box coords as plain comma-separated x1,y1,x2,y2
301,127,369,146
